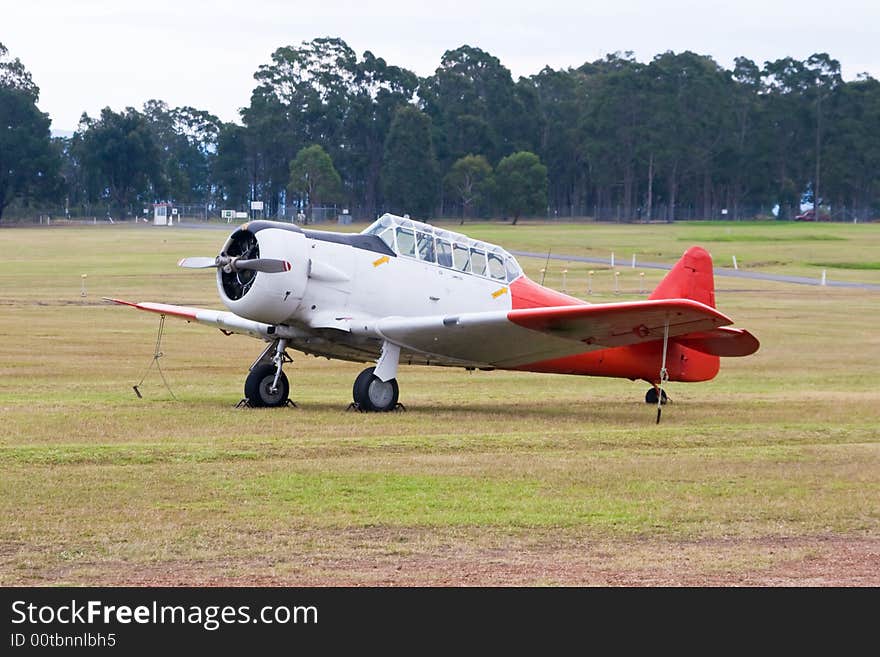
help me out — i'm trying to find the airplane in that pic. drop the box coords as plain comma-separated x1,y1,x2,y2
108,213,759,415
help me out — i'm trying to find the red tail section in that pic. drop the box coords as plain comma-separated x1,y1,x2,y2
648,246,716,308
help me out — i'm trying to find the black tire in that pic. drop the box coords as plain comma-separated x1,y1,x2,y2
244,363,289,407
645,387,668,405
352,366,399,412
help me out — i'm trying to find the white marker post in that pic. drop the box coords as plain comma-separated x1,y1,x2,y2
610,252,615,269
732,255,738,270
639,272,646,294
562,269,568,292
614,271,620,295
821,270,827,286
631,254,636,269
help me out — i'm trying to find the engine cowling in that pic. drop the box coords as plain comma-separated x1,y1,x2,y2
217,225,309,324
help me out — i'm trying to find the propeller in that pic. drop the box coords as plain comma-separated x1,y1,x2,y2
178,256,290,274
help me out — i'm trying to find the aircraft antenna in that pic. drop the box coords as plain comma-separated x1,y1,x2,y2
133,314,177,400
540,249,551,286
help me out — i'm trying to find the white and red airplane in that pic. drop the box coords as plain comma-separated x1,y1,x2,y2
109,213,759,413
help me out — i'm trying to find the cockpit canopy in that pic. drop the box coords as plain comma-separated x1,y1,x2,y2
361,214,523,283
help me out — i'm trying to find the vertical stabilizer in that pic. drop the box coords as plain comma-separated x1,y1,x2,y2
648,246,716,308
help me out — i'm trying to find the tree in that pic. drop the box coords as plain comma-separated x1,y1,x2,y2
580,53,649,221
245,37,357,216
244,38,420,218
0,43,58,221
420,45,534,175
141,100,220,203
0,42,39,100
0,88,58,220
494,151,547,224
443,154,492,223
72,107,163,214
219,40,880,222
381,105,438,218
526,66,585,217
643,51,732,221
288,144,343,220
213,122,252,209
343,50,419,217
823,75,880,218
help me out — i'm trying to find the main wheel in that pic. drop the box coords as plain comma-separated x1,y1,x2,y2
352,366,399,412
245,363,289,407
645,387,668,405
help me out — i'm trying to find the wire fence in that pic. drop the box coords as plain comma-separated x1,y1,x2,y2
3,202,876,225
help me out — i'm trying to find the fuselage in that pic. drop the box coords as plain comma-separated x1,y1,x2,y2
215,215,719,383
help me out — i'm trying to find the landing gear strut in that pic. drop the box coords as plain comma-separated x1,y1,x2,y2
243,339,293,407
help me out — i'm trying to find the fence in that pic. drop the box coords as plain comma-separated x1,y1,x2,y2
4,200,876,225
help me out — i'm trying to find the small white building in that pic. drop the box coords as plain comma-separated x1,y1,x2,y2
153,203,174,225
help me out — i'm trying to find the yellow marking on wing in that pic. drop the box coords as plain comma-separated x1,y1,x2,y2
373,255,390,267
492,287,508,299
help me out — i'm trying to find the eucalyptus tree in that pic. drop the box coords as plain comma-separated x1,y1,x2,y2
288,144,343,219
72,107,163,215
444,154,493,222
420,45,533,174
0,42,38,100
212,122,253,209
758,55,840,218
526,66,586,217
241,38,419,217
642,51,732,221
494,151,547,224
580,53,649,220
142,100,220,203
343,51,419,217
0,42,60,220
823,74,880,217
381,105,438,218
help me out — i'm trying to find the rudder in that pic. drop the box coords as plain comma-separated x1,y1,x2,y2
648,246,715,308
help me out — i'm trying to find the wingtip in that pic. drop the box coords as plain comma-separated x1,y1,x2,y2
102,297,137,307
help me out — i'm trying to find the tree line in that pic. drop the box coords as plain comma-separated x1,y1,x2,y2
2,38,879,223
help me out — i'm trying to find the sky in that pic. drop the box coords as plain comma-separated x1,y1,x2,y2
4,0,880,132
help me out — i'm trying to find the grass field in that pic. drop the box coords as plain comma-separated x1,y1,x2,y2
0,221,878,585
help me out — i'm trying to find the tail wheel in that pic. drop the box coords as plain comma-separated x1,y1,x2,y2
245,363,290,407
353,366,399,412
645,387,668,405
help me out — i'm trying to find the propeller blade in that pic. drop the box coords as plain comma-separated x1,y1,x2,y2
233,258,291,273
178,257,218,269
178,255,290,274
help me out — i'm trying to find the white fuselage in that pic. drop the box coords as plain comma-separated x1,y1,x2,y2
218,224,516,366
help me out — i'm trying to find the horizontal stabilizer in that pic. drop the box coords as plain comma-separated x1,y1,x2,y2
674,327,760,357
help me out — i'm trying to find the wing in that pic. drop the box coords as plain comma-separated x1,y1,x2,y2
104,298,274,340
359,298,735,368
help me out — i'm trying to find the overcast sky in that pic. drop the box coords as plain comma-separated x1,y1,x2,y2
5,0,879,131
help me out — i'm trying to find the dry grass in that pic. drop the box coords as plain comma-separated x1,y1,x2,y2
0,223,877,585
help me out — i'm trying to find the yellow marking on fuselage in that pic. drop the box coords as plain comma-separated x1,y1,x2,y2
492,287,508,299
373,255,390,267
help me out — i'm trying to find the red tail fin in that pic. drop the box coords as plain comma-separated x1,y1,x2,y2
648,246,716,308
